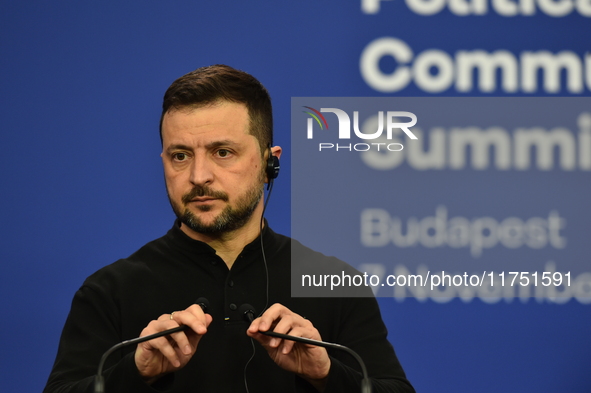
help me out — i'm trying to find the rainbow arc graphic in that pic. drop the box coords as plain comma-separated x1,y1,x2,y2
302,106,329,130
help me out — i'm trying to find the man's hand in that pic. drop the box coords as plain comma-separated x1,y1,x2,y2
134,304,212,383
246,303,331,391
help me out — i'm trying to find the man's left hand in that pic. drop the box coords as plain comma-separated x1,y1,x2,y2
246,303,331,391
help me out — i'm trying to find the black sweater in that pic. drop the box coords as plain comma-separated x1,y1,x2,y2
44,221,414,393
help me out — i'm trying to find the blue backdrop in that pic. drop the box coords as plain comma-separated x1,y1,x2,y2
1,1,589,392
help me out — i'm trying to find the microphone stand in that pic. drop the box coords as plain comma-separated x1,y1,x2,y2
261,330,372,393
94,298,209,393
241,305,372,393
94,325,188,393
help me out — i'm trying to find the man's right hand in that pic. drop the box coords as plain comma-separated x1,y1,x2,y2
134,304,212,382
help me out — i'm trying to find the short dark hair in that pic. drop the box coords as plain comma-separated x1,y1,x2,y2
160,64,273,154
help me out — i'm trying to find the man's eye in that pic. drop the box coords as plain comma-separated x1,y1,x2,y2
216,149,231,158
173,152,188,161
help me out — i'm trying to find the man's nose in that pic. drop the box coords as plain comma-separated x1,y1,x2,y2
189,154,214,185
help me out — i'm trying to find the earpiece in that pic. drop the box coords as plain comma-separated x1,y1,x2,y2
265,146,280,182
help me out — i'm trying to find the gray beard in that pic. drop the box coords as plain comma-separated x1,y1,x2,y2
169,183,263,235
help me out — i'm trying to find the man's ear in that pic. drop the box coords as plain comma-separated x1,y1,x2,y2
271,145,282,159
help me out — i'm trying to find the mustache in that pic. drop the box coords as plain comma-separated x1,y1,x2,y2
181,185,229,204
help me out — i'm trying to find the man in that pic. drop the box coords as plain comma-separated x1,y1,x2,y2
44,65,414,392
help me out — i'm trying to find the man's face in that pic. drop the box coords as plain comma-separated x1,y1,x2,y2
161,101,266,236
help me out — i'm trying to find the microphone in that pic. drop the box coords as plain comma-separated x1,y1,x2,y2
195,297,209,313
94,297,210,393
239,304,257,323
239,304,372,393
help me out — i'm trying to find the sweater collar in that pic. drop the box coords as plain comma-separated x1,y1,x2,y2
166,219,277,258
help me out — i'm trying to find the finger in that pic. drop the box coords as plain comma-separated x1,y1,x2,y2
167,329,194,356
155,337,182,367
246,322,276,346
138,321,186,367
270,313,303,334
250,303,290,332
267,310,311,339
261,315,296,349
142,318,185,339
171,305,210,334
151,313,194,355
274,326,318,354
158,313,175,322
169,306,211,353
247,316,262,334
